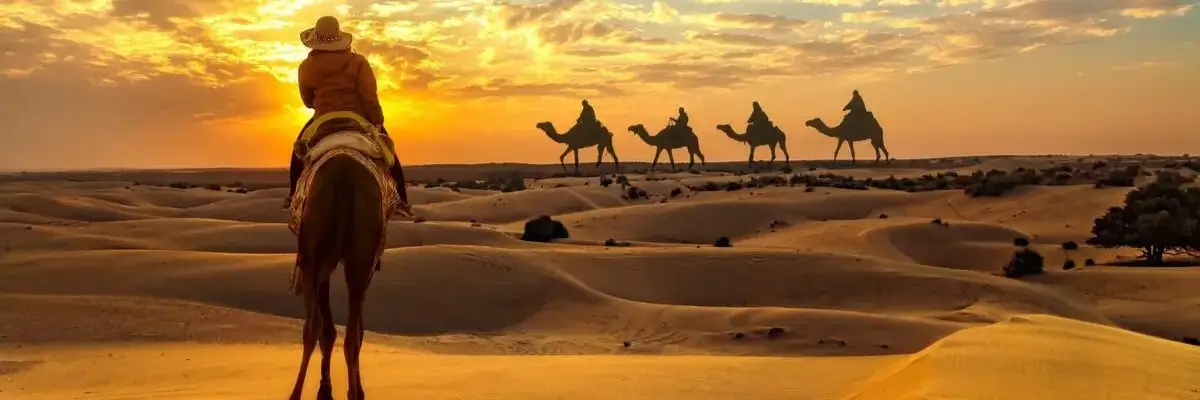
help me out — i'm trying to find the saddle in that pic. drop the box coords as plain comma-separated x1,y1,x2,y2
294,111,396,167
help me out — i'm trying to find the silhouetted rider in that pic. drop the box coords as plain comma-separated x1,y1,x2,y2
747,101,771,128
669,106,689,128
577,100,598,128
844,90,867,117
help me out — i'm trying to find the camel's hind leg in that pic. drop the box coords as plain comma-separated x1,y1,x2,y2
606,143,621,173
872,138,890,163
288,275,320,400
688,138,706,169
778,137,791,167
342,170,386,400
315,279,336,400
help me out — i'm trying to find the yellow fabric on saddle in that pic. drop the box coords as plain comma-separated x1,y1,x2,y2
296,111,396,167
287,147,402,294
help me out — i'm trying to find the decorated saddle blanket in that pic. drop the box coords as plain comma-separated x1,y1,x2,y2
294,111,396,167
286,148,402,294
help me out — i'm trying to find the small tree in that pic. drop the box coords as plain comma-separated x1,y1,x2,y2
1086,173,1200,264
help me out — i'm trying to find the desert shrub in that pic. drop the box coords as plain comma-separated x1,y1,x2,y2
669,187,683,197
965,173,1020,197
168,181,192,189
1084,258,1096,266
1004,248,1044,277
1062,259,1076,270
1096,165,1139,187
520,216,569,243
1014,237,1030,246
203,183,222,191
616,175,630,185
600,176,613,187
1086,177,1200,264
714,236,732,247
1061,241,1079,250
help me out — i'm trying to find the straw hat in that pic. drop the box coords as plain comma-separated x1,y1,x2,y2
300,16,353,51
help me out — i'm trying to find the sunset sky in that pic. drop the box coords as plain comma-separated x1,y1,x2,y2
1,0,1197,170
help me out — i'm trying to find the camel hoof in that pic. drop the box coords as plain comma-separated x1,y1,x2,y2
317,380,335,400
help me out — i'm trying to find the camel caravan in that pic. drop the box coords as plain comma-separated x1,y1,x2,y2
278,15,894,399
538,90,892,174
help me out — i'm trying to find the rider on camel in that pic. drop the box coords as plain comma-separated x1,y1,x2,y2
843,89,868,117
577,100,599,130
285,16,408,209
669,106,689,129
747,101,772,130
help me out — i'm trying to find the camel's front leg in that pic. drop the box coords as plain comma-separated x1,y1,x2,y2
833,140,844,164
572,149,581,175
666,148,677,172
558,147,572,172
848,141,858,165
767,144,777,169
650,147,663,171
748,145,757,168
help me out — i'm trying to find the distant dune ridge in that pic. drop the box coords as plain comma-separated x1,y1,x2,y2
2,155,1199,399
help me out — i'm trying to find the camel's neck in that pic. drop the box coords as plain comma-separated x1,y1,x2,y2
633,129,658,146
813,122,839,138
541,127,568,143
721,128,749,142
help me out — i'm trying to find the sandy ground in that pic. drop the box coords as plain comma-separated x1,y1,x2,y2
2,156,1199,399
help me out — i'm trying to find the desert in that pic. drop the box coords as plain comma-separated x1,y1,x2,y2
2,156,1199,399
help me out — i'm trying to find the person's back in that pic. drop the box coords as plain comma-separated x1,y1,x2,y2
843,90,867,116
299,50,384,126
748,102,770,127
676,107,689,127
578,101,596,123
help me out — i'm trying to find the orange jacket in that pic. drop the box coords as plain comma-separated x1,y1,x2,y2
298,49,385,126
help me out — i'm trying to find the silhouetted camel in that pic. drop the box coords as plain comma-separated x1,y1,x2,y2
627,123,706,171
536,121,620,174
716,123,791,169
287,131,403,400
804,115,890,164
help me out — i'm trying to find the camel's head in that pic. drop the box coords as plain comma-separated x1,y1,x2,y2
627,124,645,134
804,118,823,128
535,121,553,131
715,124,733,133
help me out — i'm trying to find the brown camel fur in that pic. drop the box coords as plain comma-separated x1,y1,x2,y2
536,121,620,175
804,115,890,164
627,123,705,171
715,123,791,169
287,147,398,400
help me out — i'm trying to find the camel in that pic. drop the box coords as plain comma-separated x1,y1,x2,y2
536,121,620,175
627,123,706,171
286,128,405,400
804,114,890,164
716,123,791,169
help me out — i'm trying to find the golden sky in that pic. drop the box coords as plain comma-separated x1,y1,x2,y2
1,0,1197,170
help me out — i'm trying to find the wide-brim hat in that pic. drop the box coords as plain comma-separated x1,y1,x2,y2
301,16,353,51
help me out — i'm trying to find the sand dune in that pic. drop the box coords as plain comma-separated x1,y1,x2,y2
2,159,1199,399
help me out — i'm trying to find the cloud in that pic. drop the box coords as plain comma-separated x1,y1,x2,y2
0,0,1194,106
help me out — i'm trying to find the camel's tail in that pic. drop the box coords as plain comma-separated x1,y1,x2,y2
289,259,303,295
